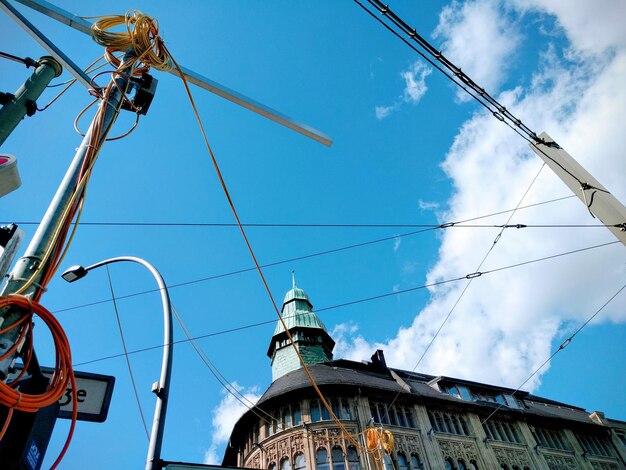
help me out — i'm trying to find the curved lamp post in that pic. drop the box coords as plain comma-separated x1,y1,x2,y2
62,256,172,470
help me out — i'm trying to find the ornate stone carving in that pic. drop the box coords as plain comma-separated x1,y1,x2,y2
437,437,479,463
589,460,620,470
542,453,578,470
393,432,425,456
492,445,532,468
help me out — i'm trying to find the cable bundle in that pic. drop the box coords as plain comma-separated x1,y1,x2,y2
91,11,172,73
0,295,76,469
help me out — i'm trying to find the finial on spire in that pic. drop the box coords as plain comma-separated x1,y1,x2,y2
292,270,297,288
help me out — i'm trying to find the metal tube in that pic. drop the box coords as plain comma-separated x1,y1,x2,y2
0,0,95,90
83,256,173,470
0,55,133,376
13,0,333,146
0,56,62,146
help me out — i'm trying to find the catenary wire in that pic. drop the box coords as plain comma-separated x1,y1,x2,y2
2,194,577,228
71,240,619,367
105,265,150,441
383,163,547,419
47,201,601,317
354,0,615,222
480,281,626,425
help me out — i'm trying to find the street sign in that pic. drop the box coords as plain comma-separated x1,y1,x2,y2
10,366,115,422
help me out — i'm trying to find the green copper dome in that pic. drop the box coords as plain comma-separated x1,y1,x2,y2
267,273,335,381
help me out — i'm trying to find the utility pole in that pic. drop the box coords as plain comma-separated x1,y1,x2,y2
0,55,61,146
530,132,626,246
0,54,137,375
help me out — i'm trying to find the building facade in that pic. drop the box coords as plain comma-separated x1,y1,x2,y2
223,283,626,470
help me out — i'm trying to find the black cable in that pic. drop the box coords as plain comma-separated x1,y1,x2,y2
481,281,626,425
105,265,150,440
71,240,620,367
0,51,38,68
0,194,579,229
50,196,580,316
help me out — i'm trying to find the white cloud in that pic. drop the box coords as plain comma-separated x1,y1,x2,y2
393,236,402,253
375,105,396,120
434,0,521,101
339,1,626,391
203,383,261,465
402,62,432,103
376,62,432,119
507,0,626,56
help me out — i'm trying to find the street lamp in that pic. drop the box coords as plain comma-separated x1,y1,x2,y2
62,256,173,470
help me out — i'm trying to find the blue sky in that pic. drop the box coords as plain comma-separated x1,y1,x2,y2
1,0,625,468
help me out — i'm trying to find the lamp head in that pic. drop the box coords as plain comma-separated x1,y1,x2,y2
61,265,88,283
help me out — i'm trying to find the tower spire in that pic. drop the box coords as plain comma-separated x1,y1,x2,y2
292,270,297,289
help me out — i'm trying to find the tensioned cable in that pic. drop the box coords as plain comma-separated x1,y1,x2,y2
6,222,609,229
0,50,38,67
106,265,150,440
71,240,619,367
51,195,577,316
354,0,613,218
481,281,626,425
171,303,283,429
0,194,578,228
383,163,547,419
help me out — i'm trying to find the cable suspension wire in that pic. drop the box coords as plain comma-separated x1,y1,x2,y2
480,281,626,425
105,266,150,441
354,0,616,225
170,304,282,430
5,221,610,229
1,194,580,228
354,0,539,142
47,195,578,316
71,240,620,368
382,164,548,421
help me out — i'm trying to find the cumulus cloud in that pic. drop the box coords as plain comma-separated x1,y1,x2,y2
376,62,432,119
203,383,261,465
340,0,626,391
434,0,521,101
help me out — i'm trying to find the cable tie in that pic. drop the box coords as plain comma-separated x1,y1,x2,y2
492,112,504,122
465,272,482,279
13,391,23,409
558,338,571,350
439,222,455,229
616,223,626,232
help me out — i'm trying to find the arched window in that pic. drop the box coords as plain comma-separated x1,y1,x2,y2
281,458,291,470
269,463,277,470
332,446,346,470
458,460,466,470
294,453,306,470
347,446,360,470
444,458,456,470
397,453,408,470
316,448,330,470
500,465,509,470
469,462,478,470
410,453,423,470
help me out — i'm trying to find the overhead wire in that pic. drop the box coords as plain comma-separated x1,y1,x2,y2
354,0,616,228
0,51,38,68
1,11,175,465
480,281,626,426
70,239,620,367
105,265,150,440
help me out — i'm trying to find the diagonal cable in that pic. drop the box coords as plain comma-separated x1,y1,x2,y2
106,265,150,440
481,281,626,425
